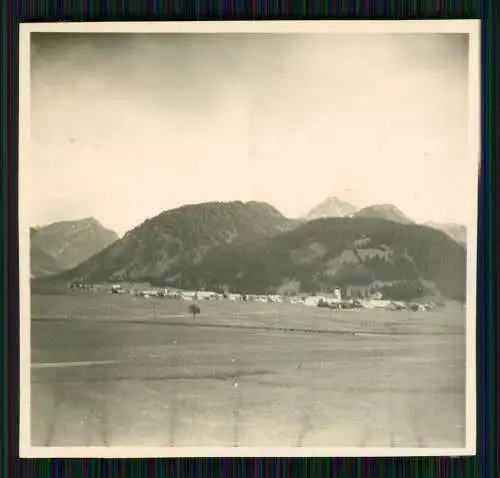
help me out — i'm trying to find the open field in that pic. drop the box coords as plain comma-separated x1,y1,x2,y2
30,292,466,448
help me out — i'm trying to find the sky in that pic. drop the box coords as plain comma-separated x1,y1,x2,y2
29,32,471,236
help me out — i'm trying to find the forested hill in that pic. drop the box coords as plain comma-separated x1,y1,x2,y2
179,217,466,302
38,201,299,285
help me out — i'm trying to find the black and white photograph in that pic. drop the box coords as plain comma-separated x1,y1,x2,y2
19,21,479,457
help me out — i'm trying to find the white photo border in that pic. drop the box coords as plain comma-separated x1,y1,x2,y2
18,19,480,458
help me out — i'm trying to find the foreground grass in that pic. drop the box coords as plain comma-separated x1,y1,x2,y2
29,292,467,448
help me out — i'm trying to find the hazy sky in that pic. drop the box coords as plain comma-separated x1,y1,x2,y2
30,32,470,236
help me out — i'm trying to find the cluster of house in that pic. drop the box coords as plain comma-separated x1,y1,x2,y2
100,284,433,311
110,284,285,302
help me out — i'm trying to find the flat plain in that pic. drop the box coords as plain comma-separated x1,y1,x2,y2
30,292,466,448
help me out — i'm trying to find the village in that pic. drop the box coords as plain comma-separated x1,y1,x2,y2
68,282,434,312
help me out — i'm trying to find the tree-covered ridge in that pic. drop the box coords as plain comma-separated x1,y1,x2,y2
179,217,466,302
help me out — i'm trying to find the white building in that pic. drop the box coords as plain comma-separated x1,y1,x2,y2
321,288,342,305
362,299,391,309
181,291,197,301
304,296,322,307
197,291,217,300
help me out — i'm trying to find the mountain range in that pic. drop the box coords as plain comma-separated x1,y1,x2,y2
34,200,467,302
304,197,466,241
30,218,119,278
304,198,413,224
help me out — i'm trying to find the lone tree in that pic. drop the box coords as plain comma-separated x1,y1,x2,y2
188,303,200,318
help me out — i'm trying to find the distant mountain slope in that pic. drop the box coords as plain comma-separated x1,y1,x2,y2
30,217,119,278
40,201,299,284
353,204,414,224
424,222,467,245
304,197,358,220
30,243,65,278
180,217,466,302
